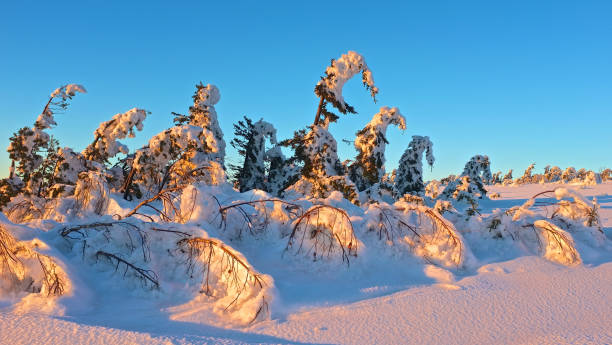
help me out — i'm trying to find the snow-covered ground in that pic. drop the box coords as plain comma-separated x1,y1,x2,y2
2,182,612,345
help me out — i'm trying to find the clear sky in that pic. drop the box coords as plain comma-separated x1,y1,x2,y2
1,0,610,181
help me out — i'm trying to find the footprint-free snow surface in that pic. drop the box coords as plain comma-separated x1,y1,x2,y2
2,183,612,345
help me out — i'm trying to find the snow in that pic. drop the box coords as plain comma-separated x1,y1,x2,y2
1,182,612,344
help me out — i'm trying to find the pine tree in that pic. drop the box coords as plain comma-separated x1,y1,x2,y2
123,83,226,198
283,51,379,204
4,84,86,200
313,51,378,127
502,169,514,185
516,163,536,185
349,106,406,191
230,116,278,193
393,136,435,197
441,154,491,200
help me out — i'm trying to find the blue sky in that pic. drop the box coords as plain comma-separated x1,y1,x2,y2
1,1,610,181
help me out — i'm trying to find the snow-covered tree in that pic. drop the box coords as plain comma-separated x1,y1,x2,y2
283,52,379,204
561,167,577,183
230,117,278,193
502,169,514,185
393,136,434,197
490,171,502,185
516,163,536,185
441,154,491,200
544,166,562,182
349,106,406,191
313,51,378,127
124,83,225,197
186,83,226,169
425,179,442,199
4,84,86,200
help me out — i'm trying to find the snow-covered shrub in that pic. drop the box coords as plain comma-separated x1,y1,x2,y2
59,220,273,326
478,187,607,266
174,236,273,325
349,107,406,191
73,171,110,216
215,198,303,239
230,117,279,193
364,203,473,268
0,223,69,298
393,136,434,197
285,204,359,264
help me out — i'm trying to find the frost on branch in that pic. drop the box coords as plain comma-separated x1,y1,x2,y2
313,51,378,127
349,107,406,192
230,117,278,193
83,108,148,163
393,136,434,197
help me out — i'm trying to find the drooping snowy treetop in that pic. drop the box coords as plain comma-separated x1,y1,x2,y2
313,51,379,127
393,136,435,197
350,106,406,191
83,108,148,163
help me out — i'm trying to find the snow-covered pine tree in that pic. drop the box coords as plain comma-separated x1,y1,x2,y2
349,106,406,191
283,51,379,204
3,84,86,201
544,166,562,182
124,83,226,197
313,51,378,128
490,171,502,185
516,163,536,185
230,116,278,193
502,169,513,185
441,154,491,200
393,136,435,198
186,83,226,169
561,167,577,183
